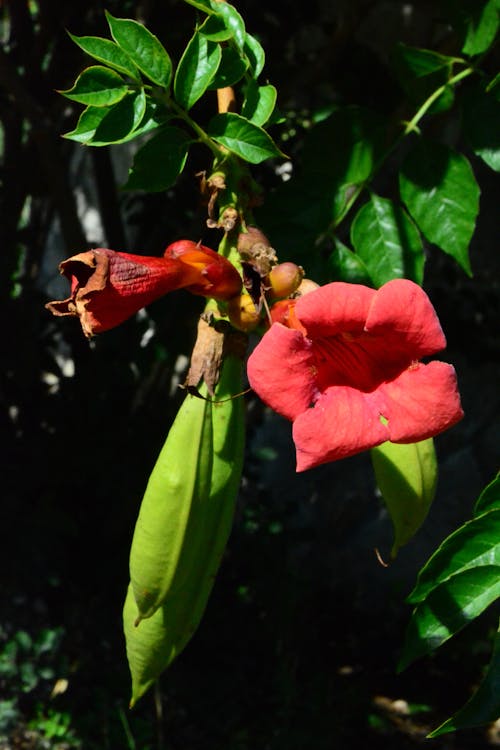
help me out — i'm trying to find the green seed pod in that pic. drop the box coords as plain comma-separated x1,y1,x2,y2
371,437,438,559
129,389,214,621
124,354,245,705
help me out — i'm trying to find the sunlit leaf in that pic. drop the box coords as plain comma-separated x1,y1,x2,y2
124,126,190,191
207,113,284,163
463,84,500,172
89,90,147,145
198,14,232,42
328,238,372,284
429,620,500,735
63,105,109,142
399,565,500,671
474,474,500,516
460,0,500,56
244,33,265,77
351,194,424,286
241,82,277,126
105,11,172,87
210,0,246,49
407,509,500,604
392,43,457,113
58,65,128,106
399,139,479,276
174,31,221,110
67,33,140,79
208,46,248,89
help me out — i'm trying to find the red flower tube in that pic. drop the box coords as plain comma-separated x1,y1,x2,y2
247,279,463,472
46,243,242,338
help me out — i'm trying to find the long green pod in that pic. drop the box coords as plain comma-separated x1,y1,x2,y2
129,389,213,621
124,354,245,706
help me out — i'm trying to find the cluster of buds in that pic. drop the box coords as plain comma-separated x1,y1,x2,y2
225,226,317,333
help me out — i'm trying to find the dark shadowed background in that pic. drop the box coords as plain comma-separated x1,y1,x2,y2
1,1,499,748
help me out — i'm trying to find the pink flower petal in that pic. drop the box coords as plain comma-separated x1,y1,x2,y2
296,282,375,338
293,386,389,471
377,361,464,443
247,324,319,421
365,279,447,357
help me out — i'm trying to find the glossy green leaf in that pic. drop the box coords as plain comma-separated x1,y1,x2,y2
463,84,500,172
399,565,500,671
174,31,221,110
124,126,190,191
474,474,500,516
210,0,246,49
241,82,277,126
399,139,479,276
391,43,456,113
207,113,284,163
351,194,424,286
67,33,140,79
183,0,212,11
58,65,129,106
244,33,265,78
62,105,109,143
208,46,248,89
198,14,232,42
256,107,386,260
89,90,147,145
429,619,500,736
408,508,500,604
460,0,500,56
328,238,371,284
105,11,172,87
371,439,437,558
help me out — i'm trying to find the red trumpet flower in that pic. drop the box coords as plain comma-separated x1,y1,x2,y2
247,279,463,472
46,241,242,337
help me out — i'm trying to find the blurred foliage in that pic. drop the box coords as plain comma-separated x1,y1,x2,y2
0,0,499,748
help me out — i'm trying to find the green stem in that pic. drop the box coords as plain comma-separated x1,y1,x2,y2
331,65,475,231
160,93,225,159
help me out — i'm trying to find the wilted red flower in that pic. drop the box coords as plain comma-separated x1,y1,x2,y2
46,242,242,337
247,279,463,472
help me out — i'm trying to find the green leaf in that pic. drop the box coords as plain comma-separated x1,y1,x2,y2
399,566,500,671
429,620,500,736
351,194,424,286
463,84,500,172
89,90,147,145
210,0,246,49
198,14,232,42
399,139,480,276
328,238,372,284
174,31,221,110
207,113,284,163
208,46,248,89
391,43,457,113
184,0,212,11
58,65,129,106
124,126,190,191
244,33,265,77
474,474,500,516
408,508,500,604
67,33,140,79
62,105,109,143
241,82,277,126
256,107,386,262
460,0,500,56
105,11,172,87
371,439,437,558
